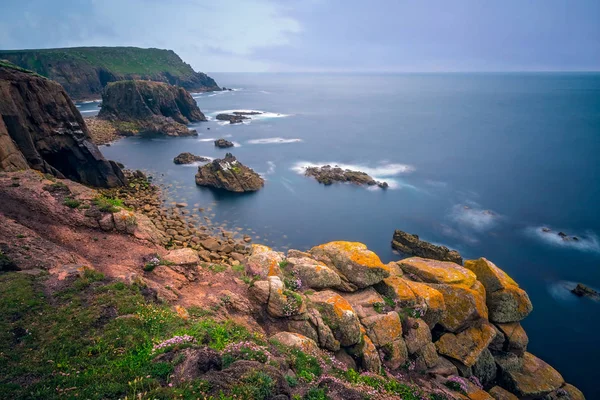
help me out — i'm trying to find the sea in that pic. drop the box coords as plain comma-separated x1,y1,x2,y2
79,72,600,397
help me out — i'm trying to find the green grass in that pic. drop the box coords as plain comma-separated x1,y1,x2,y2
0,272,261,399
93,195,124,213
63,197,82,208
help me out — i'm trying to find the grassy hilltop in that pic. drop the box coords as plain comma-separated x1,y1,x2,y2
0,47,219,99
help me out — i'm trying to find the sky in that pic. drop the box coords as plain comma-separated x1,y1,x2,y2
0,0,599,73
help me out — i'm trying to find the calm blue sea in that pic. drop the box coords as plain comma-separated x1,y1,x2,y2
91,73,600,396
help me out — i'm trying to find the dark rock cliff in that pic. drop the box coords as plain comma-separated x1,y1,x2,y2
0,47,220,100
97,80,205,136
0,64,125,188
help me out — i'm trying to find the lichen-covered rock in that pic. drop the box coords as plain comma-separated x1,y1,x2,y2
361,311,403,347
545,384,585,400
162,248,200,266
495,322,528,356
414,342,439,371
310,241,390,289
270,332,320,355
267,276,305,318
342,288,385,320
392,230,463,264
464,258,532,323
374,276,417,307
488,386,518,400
432,282,488,332
404,317,432,355
494,351,523,373
0,64,125,187
404,280,446,328
245,244,283,278
348,326,382,373
287,256,341,289
308,290,361,346
381,338,409,370
399,257,476,286
195,153,264,192
435,321,497,368
305,308,340,351
500,352,564,398
249,280,270,304
173,152,210,164
473,348,497,387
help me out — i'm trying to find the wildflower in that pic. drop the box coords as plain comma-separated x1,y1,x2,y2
152,335,196,353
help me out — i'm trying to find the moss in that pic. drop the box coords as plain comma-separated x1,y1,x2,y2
93,195,124,212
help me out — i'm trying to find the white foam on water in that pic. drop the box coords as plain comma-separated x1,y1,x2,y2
247,138,303,145
525,226,600,253
547,280,587,303
198,138,216,142
425,180,448,188
449,203,500,232
211,109,291,122
80,110,98,114
266,161,276,174
76,100,100,105
232,141,242,147
180,158,214,167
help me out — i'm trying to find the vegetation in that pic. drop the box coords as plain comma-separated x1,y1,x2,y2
93,195,124,212
63,197,82,208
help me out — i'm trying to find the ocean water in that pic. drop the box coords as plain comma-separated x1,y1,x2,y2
94,73,600,396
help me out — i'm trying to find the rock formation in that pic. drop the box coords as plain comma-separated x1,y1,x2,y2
216,113,249,124
214,138,234,148
392,230,463,264
571,283,600,300
245,241,581,399
195,153,264,192
97,80,206,137
173,152,210,165
0,63,125,188
0,47,220,100
304,165,388,188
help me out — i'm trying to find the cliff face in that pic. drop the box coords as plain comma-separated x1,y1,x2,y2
0,63,125,188
97,80,205,137
0,47,220,100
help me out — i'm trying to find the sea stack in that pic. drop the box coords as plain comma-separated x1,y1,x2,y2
195,153,264,192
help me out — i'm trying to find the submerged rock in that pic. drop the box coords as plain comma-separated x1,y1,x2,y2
571,283,600,300
98,80,205,137
392,230,463,264
195,153,264,192
303,165,388,188
214,138,234,148
215,113,250,124
173,152,210,164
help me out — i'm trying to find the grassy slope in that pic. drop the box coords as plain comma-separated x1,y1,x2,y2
0,47,197,78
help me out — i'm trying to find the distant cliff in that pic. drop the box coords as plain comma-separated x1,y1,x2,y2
0,61,125,187
0,47,220,100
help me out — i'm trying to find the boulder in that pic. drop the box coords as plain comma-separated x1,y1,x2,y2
413,342,439,371
488,386,518,400
404,317,432,355
309,241,390,289
464,258,532,323
245,245,284,278
352,330,382,373
307,290,361,346
342,288,385,320
545,384,585,400
286,256,342,289
432,282,488,332
500,352,564,398
266,276,305,318
403,280,446,328
270,332,320,355
195,153,264,192
570,283,600,300
163,248,200,266
249,280,270,304
494,322,528,356
290,308,340,351
399,257,476,286
214,138,234,148
381,338,409,370
374,276,417,307
173,152,210,164
360,311,403,347
391,230,463,264
472,348,497,387
435,321,497,368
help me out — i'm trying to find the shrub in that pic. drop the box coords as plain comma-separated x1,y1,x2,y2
304,388,328,400
63,197,82,208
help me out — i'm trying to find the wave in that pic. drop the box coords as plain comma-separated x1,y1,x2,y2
546,280,598,303
75,100,100,105
525,226,600,253
198,138,216,142
247,138,303,145
79,110,98,114
180,158,214,167
449,203,499,232
266,161,276,174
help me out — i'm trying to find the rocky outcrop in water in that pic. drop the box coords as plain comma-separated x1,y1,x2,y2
304,165,388,188
173,152,210,165
214,138,234,148
0,47,220,100
392,230,463,264
0,63,125,188
246,242,581,399
571,283,599,300
215,113,249,124
195,153,264,192
97,80,205,137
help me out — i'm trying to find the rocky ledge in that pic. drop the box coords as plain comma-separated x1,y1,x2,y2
195,153,264,192
173,152,210,165
392,230,463,264
96,80,206,137
214,138,234,148
0,63,125,188
304,165,388,188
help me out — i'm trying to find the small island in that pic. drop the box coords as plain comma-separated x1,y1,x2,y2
195,153,264,192
304,165,388,188
214,138,234,148
173,153,211,165
216,111,262,124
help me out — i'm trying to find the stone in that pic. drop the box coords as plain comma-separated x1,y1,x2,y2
249,280,270,304
488,386,518,400
399,257,476,286
500,352,564,398
287,256,342,289
374,276,417,307
309,241,390,289
214,138,234,148
403,280,446,327
303,164,388,188
404,317,432,355
308,290,361,346
270,332,320,356
472,348,497,387
495,322,528,356
356,331,382,373
200,237,221,252
391,230,463,264
163,248,200,266
307,308,340,351
342,288,385,320
360,311,403,347
493,351,523,373
112,209,137,233
173,152,210,165
428,356,458,377
435,321,497,368
381,338,409,370
98,213,115,231
267,276,305,318
153,347,221,382
545,384,585,400
414,342,439,371
245,245,284,278
195,153,264,192
570,283,600,299
464,258,533,323
432,282,488,332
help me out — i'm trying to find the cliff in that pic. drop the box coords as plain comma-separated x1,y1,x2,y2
97,80,205,136
0,46,220,100
0,63,125,187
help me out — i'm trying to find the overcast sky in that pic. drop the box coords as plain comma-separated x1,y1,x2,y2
1,0,599,73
